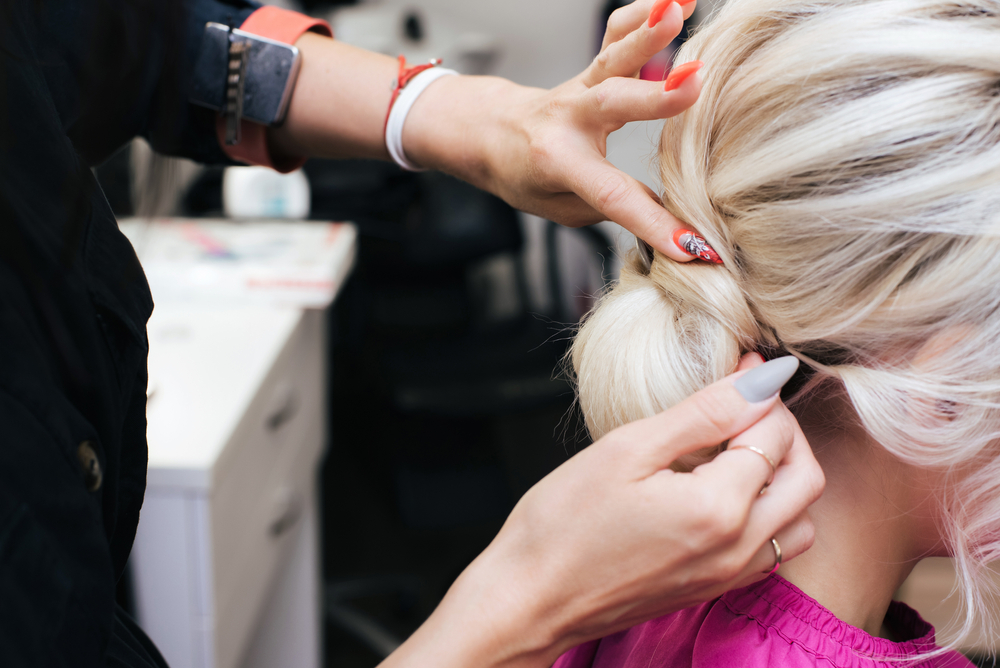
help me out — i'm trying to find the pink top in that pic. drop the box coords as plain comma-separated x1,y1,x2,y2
553,575,973,668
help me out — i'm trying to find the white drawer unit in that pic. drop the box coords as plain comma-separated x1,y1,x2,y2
124,219,356,668
133,305,326,668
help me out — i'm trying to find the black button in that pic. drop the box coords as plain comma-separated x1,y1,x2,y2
77,441,102,492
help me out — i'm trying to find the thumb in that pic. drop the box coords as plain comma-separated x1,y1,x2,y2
626,356,800,469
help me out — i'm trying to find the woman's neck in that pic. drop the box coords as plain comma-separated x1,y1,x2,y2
777,390,942,640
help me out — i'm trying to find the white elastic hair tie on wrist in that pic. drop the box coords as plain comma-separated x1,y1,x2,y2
385,67,459,172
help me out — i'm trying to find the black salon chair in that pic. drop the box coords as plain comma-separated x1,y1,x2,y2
305,158,613,663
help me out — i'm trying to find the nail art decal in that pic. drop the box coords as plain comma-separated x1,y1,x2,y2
673,229,723,264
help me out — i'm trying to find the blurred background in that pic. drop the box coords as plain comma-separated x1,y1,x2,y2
95,1,996,667
99,3,705,666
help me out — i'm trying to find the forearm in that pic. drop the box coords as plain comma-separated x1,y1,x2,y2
378,356,823,668
267,0,712,260
379,542,564,668
268,32,534,186
268,33,396,161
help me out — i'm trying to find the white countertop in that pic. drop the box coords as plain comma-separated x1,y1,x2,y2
121,218,357,489
120,218,356,309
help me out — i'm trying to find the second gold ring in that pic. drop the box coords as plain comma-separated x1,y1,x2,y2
729,444,777,489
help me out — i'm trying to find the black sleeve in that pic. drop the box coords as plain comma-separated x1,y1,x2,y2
40,0,260,167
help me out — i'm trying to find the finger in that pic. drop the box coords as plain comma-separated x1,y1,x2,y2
732,511,816,588
589,3,697,85
695,402,798,501
586,74,702,132
565,156,698,262
621,357,801,469
600,0,658,51
522,191,605,228
735,411,825,561
600,0,698,52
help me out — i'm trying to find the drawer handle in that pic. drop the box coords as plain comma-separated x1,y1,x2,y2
265,383,299,432
270,487,303,537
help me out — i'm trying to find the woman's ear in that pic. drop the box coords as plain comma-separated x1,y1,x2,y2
911,327,973,423
737,352,765,372
913,327,972,369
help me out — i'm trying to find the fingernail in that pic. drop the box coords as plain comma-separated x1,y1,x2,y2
648,0,675,28
734,356,800,403
672,228,723,264
664,60,704,92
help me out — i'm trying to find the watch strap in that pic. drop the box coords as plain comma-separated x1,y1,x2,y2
216,6,332,173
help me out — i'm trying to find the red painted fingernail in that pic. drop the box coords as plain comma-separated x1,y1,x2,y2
664,60,704,92
673,228,723,264
648,0,675,28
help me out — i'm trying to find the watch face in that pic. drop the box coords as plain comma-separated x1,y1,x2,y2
191,24,301,126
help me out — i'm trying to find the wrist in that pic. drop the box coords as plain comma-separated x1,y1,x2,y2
402,74,537,188
451,545,562,667
381,535,565,668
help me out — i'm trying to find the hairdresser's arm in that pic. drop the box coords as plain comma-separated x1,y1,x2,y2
377,355,825,668
269,0,700,260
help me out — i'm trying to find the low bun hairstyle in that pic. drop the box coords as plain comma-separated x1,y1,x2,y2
571,0,1000,642
571,258,762,468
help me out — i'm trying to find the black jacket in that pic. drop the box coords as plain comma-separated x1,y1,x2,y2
0,1,258,665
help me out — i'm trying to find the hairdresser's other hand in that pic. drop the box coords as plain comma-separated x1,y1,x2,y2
403,0,702,261
379,354,824,668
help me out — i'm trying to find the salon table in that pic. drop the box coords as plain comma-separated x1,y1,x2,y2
119,219,356,668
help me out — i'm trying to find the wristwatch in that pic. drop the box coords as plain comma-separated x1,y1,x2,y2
190,23,302,145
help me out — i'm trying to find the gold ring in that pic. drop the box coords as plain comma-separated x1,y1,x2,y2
765,537,782,575
728,445,777,489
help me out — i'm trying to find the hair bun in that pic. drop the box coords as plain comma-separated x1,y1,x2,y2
570,250,760,469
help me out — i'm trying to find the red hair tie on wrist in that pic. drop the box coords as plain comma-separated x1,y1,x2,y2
384,56,442,135
383,56,458,171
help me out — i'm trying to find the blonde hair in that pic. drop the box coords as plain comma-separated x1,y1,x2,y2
571,0,1000,647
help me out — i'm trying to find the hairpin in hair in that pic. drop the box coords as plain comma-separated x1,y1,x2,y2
635,236,655,272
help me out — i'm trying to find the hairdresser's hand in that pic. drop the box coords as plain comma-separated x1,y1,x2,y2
403,0,702,261
380,354,824,668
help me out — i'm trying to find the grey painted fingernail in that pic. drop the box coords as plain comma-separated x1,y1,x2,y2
733,356,800,403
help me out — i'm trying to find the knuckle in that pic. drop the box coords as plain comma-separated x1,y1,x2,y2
593,83,610,114
593,172,632,213
591,49,613,76
805,465,826,503
637,34,664,61
685,390,738,439
714,504,746,543
606,7,629,38
773,416,796,452
685,489,715,528
714,552,746,582
525,130,562,187
692,489,743,545
797,517,817,553
527,135,553,168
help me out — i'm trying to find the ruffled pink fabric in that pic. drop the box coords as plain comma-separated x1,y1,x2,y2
553,575,973,668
